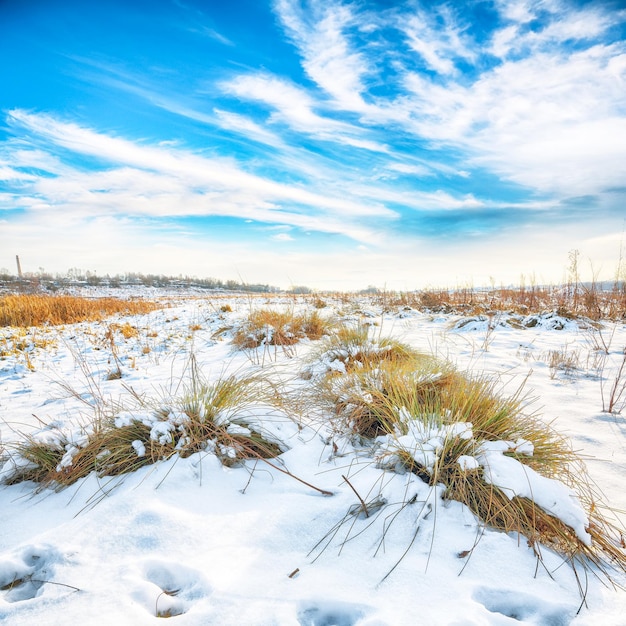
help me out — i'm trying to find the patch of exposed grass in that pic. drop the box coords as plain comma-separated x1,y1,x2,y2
3,437,66,486
232,308,333,354
172,371,284,463
110,321,140,339
544,347,581,379
305,324,424,378
0,327,57,370
0,294,161,327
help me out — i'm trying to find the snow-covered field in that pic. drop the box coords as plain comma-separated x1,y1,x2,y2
0,293,625,625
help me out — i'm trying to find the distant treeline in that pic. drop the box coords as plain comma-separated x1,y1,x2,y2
0,269,280,293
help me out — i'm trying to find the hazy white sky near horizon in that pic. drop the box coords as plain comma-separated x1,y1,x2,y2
1,0,625,290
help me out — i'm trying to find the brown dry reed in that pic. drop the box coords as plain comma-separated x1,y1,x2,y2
323,280,626,321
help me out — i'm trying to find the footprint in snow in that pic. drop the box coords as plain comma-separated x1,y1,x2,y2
0,544,64,603
298,599,373,626
132,559,211,618
473,587,573,625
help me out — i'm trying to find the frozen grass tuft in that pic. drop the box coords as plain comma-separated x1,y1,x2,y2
305,326,626,587
302,323,424,381
0,369,285,489
232,308,333,356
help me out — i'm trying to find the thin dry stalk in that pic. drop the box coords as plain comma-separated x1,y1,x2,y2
603,349,626,414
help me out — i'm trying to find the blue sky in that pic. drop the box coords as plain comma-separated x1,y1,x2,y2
1,0,625,290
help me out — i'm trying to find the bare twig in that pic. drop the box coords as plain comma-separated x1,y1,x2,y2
262,458,333,496
342,474,369,517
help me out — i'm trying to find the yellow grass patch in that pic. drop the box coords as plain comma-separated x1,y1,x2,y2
0,294,160,327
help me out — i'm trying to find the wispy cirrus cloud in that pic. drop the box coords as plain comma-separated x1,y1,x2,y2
273,0,369,110
272,232,294,242
222,72,389,153
490,0,619,58
265,0,626,207
190,25,234,46
3,110,396,239
212,108,285,148
400,6,476,76
403,43,626,196
224,73,339,133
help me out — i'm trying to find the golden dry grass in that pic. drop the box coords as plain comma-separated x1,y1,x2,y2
0,294,161,327
232,308,333,350
310,324,424,375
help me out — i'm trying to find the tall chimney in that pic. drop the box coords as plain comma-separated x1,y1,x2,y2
16,255,23,278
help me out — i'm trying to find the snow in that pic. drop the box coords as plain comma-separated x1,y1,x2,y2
0,295,625,625
478,441,591,546
380,414,474,475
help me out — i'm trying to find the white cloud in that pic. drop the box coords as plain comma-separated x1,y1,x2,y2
401,8,475,76
274,0,369,110
224,73,339,133
222,73,389,153
222,74,388,152
489,25,519,59
4,110,398,245
402,39,626,196
348,181,485,212
490,1,619,58
385,162,432,177
272,232,294,242
2,179,622,291
212,108,284,147
196,26,234,47
404,32,455,75
493,0,540,24
264,0,626,205
0,167,35,183
540,9,613,43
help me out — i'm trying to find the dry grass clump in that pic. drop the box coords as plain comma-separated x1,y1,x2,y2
324,357,573,474
232,308,332,351
307,324,424,378
1,373,285,489
172,372,284,464
3,437,67,486
3,421,169,488
0,294,160,327
309,337,625,581
317,359,449,439
109,321,140,339
545,348,581,379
